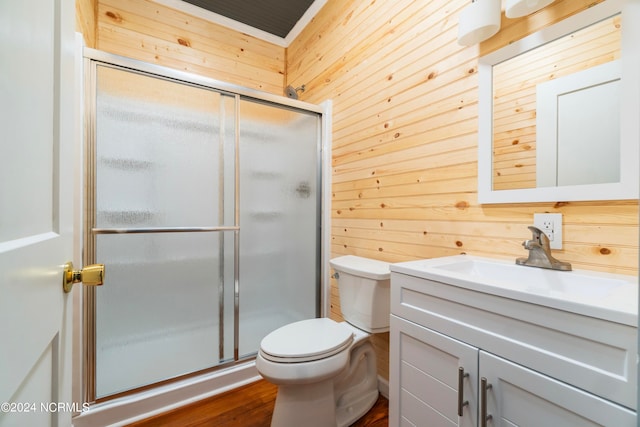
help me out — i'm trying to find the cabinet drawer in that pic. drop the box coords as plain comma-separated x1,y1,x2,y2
391,272,637,409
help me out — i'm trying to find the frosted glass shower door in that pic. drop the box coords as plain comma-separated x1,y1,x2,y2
90,65,236,399
238,99,321,356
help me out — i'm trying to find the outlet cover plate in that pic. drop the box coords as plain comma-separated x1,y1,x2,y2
534,213,562,249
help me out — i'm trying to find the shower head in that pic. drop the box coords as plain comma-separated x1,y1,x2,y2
285,84,306,99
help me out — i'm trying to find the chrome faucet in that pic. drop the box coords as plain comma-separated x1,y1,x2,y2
516,226,572,271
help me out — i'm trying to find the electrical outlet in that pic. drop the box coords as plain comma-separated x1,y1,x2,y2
533,213,562,250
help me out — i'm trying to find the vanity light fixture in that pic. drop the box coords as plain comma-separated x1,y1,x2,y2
505,0,556,18
457,0,502,46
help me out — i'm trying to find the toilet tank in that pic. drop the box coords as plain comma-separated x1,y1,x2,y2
329,255,391,333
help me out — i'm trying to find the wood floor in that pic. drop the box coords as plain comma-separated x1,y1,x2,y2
126,379,389,427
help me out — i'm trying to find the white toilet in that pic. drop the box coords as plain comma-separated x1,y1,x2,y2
256,255,391,427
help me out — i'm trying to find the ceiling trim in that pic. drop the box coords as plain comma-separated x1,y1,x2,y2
152,0,326,48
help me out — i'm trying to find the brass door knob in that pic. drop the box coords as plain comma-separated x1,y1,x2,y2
63,261,105,293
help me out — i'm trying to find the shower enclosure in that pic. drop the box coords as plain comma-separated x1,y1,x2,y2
82,50,329,402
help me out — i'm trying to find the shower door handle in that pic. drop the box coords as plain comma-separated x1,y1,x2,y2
62,261,105,293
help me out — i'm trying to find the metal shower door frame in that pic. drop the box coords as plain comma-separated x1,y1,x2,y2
81,48,331,404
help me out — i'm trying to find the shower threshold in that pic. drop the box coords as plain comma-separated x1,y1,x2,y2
73,361,260,427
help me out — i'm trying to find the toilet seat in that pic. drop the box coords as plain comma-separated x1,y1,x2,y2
260,318,354,363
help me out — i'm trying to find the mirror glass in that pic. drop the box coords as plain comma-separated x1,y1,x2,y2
492,16,619,190
478,0,638,203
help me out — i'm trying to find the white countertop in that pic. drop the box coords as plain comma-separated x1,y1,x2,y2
391,255,638,326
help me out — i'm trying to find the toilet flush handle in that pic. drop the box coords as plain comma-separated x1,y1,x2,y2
331,272,339,279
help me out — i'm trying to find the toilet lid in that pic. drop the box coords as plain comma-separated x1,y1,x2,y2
260,318,354,362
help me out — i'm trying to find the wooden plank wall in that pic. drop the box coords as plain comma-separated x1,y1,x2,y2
91,0,285,95
76,0,97,48
286,0,638,381
77,0,638,384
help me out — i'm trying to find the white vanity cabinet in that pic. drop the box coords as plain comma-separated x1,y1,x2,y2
389,261,637,427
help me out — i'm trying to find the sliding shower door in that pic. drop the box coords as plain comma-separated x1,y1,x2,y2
237,99,320,357
88,64,237,399
84,53,323,402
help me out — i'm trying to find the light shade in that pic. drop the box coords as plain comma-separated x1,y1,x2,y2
457,0,501,46
505,0,556,18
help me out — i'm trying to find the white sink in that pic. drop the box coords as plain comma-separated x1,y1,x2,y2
391,255,638,325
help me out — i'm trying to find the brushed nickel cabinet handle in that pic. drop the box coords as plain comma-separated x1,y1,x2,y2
481,377,493,427
457,367,469,417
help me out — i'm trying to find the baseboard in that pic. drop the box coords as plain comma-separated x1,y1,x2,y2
73,361,261,427
377,376,389,399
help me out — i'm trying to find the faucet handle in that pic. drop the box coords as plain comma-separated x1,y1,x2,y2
527,225,551,249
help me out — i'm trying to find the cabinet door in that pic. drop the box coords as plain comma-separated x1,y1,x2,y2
390,315,478,427
479,351,636,427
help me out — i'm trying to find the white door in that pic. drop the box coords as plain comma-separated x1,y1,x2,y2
0,1,77,426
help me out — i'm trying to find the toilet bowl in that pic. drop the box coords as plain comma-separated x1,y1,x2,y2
255,255,390,427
